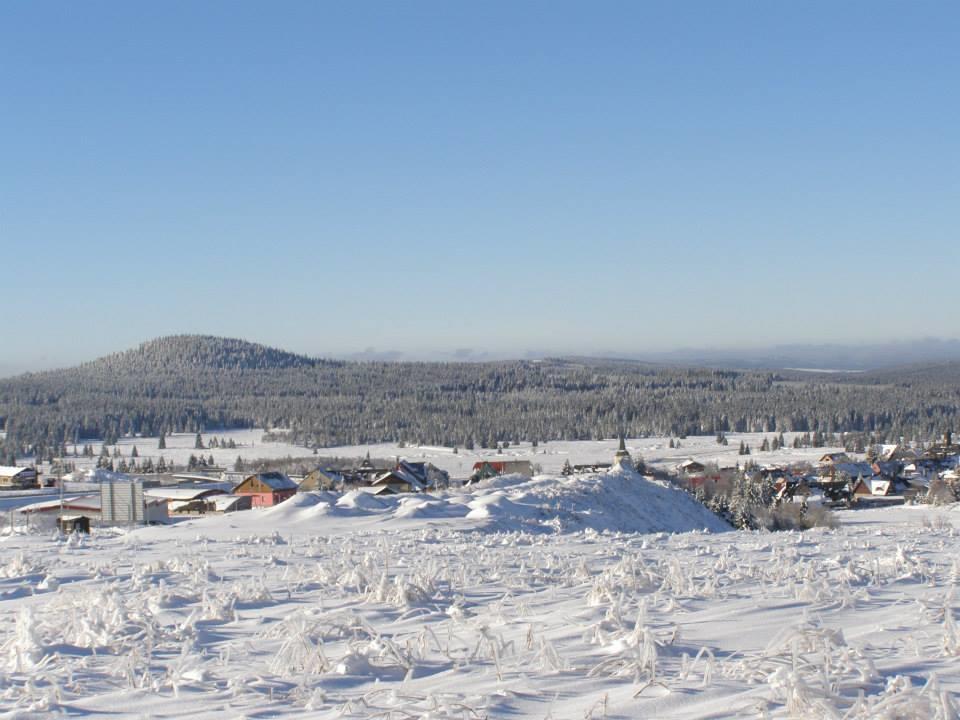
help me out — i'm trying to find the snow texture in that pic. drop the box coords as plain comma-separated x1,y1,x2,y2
2,447,959,718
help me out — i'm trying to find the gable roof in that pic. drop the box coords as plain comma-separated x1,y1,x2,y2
298,468,345,489
853,476,894,496
19,493,167,513
145,487,227,501
212,494,249,512
371,468,424,491
237,472,297,491
0,466,35,476
827,462,874,478
819,453,850,463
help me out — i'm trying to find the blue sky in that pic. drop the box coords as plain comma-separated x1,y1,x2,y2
2,1,958,373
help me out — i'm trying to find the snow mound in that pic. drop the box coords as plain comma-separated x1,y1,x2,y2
460,467,731,534
245,469,729,535
336,490,387,512
394,496,470,520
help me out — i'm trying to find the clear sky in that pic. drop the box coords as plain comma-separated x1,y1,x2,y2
2,1,958,373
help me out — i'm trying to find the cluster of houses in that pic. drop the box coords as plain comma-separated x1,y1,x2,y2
676,432,960,506
14,457,469,529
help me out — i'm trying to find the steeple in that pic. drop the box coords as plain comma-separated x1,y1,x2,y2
614,434,633,469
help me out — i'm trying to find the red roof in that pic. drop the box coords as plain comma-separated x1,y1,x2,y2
473,461,506,472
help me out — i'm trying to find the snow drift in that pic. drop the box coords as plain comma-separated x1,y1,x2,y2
258,467,730,535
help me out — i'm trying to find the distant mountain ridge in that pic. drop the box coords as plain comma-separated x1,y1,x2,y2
603,338,960,371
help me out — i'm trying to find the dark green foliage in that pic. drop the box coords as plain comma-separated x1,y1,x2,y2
2,335,960,456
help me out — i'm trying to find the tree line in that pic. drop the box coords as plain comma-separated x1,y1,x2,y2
2,335,959,463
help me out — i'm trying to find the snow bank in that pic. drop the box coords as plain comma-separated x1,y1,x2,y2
459,467,731,534
248,467,730,535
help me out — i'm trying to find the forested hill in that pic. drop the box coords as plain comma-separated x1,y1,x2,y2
1,335,959,460
81,335,324,372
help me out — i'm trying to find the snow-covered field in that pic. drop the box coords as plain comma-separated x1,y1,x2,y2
42,429,854,480
49,429,309,475
2,467,959,719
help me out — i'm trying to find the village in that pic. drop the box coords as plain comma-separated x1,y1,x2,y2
673,430,960,508
2,430,959,533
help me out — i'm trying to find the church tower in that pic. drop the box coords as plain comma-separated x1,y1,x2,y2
613,435,633,469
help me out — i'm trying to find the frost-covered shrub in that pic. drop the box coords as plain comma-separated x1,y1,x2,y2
753,503,839,531
0,553,44,579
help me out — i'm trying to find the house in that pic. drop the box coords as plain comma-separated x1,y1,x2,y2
677,460,706,475
0,466,39,490
355,456,393,481
370,467,425,494
773,476,826,505
851,471,917,498
818,452,851,465
922,431,960,463
396,460,449,490
819,461,873,480
233,472,297,507
871,460,904,479
851,475,912,498
470,460,534,482
298,468,345,492
852,476,890,497
877,444,918,463
145,487,228,514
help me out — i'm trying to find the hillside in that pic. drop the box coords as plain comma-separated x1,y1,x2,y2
83,335,322,373
2,336,960,461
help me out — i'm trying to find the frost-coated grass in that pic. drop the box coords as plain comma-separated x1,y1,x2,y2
0,492,958,718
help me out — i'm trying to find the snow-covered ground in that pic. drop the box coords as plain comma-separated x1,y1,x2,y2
37,429,853,480
2,467,958,719
46,429,309,475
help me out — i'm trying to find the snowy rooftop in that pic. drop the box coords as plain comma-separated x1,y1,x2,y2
251,472,297,490
145,487,227,501
0,466,33,476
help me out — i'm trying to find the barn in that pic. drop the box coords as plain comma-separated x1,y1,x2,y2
233,472,297,507
18,494,169,526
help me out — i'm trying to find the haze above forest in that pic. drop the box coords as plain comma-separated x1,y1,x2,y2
5,336,960,379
